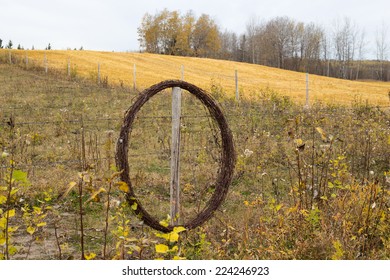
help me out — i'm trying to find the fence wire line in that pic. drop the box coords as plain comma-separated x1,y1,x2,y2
1,104,389,127
3,52,390,104
0,147,207,170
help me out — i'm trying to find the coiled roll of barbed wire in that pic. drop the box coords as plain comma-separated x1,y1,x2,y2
116,80,236,233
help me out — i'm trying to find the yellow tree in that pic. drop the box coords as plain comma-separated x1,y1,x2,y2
192,14,221,57
175,11,196,56
137,13,159,53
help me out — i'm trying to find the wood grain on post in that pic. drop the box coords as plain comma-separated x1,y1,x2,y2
170,87,181,226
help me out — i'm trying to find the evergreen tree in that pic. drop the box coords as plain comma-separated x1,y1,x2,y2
6,40,13,49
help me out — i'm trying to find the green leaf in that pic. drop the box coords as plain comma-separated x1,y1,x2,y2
12,170,30,185
8,245,18,255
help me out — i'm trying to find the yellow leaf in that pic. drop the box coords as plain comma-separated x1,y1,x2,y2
8,226,19,232
37,222,47,227
110,171,123,179
173,256,186,260
0,237,5,246
0,195,6,205
0,217,6,229
84,252,96,260
131,202,138,211
155,244,169,254
27,226,36,235
60,181,77,199
10,188,19,196
173,226,186,233
169,232,179,243
168,245,178,253
155,232,170,241
332,240,344,260
294,138,304,146
116,181,129,192
7,209,15,218
316,127,328,141
85,187,106,204
33,206,42,214
159,219,169,228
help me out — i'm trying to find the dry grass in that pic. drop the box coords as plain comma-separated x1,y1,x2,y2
2,49,390,106
1,63,389,260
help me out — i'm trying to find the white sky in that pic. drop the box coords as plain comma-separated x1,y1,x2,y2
1,0,389,57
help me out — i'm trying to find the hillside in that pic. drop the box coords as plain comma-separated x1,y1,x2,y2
2,49,390,105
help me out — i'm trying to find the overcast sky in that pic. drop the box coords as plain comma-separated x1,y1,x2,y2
1,0,389,57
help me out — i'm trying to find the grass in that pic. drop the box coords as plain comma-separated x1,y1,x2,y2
1,49,390,105
0,59,390,260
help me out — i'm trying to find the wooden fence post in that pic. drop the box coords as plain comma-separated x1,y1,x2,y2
170,86,181,226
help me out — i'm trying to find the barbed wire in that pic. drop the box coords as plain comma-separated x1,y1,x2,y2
1,106,389,129
0,147,207,170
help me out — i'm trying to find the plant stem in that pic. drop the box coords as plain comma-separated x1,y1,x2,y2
78,177,85,260
103,180,112,259
4,157,15,260
54,221,62,260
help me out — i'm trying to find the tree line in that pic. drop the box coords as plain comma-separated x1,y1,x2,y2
138,9,390,81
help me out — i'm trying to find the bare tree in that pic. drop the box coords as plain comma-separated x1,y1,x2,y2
376,21,389,81
332,17,358,79
355,29,367,80
246,16,264,64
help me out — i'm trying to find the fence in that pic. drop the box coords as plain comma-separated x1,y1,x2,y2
1,50,389,178
3,49,389,107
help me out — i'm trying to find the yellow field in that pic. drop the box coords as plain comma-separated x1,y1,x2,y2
3,49,390,105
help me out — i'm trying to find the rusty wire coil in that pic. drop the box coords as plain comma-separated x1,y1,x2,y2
116,80,236,232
